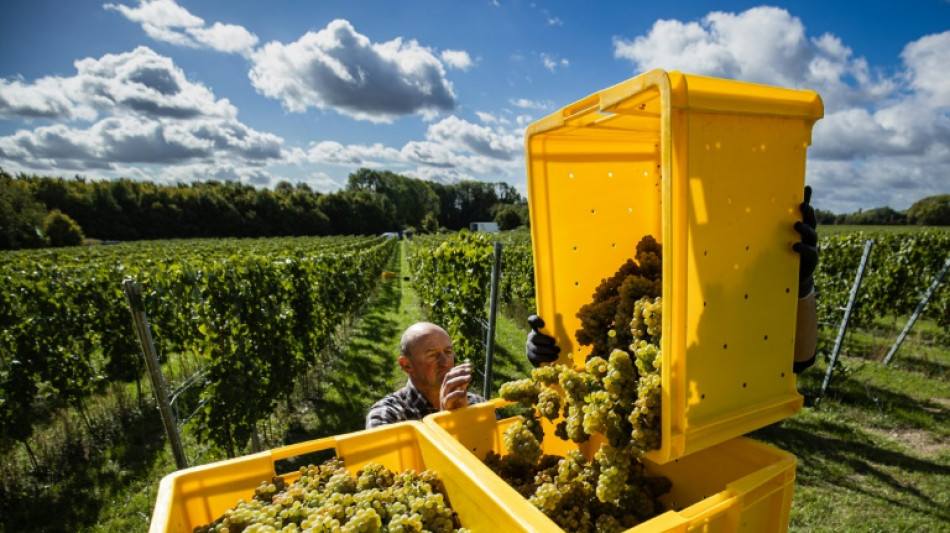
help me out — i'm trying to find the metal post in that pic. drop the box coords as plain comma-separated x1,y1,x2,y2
483,242,502,399
123,277,188,469
882,254,950,366
818,239,874,404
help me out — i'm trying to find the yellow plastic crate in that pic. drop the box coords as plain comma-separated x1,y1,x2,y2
425,401,797,533
149,421,542,532
526,69,824,463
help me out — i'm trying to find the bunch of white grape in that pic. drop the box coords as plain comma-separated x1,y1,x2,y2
193,458,469,533
489,294,669,532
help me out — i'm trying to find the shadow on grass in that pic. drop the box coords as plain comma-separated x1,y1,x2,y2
750,418,950,525
1,401,167,533
888,354,950,380
287,273,406,441
796,365,950,435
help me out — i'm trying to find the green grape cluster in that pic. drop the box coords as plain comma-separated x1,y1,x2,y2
193,458,469,533
483,238,670,532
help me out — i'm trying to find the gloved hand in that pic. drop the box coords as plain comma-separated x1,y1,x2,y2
526,314,560,367
792,186,819,298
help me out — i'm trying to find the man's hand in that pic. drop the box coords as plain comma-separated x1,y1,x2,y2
526,315,560,367
793,186,819,298
440,362,473,410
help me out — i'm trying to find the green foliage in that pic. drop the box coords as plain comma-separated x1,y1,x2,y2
405,230,537,369
906,194,950,226
493,203,526,230
406,232,494,366
0,235,396,456
0,172,47,250
815,230,950,336
43,209,84,247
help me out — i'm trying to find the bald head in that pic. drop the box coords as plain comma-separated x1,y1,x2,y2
400,322,449,358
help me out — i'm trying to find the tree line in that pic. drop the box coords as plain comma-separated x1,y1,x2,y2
815,194,950,226
0,168,530,250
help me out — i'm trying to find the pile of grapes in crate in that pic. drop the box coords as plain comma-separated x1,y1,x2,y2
487,236,670,533
193,458,469,533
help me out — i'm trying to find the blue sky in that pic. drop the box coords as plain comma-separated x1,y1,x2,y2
1,1,948,214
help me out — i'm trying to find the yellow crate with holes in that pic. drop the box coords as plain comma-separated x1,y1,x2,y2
525,69,823,464
425,401,797,533
149,421,551,533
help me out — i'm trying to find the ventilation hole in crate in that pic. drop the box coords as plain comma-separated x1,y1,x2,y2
703,301,707,307
781,372,785,378
573,246,578,252
746,245,750,251
764,335,769,341
607,171,613,178
575,281,579,287
743,382,747,388
723,344,728,349
643,170,649,177
569,172,574,179
612,243,616,248
703,250,708,256
628,207,633,213
786,288,791,294
700,394,706,400
744,293,749,299
590,209,595,214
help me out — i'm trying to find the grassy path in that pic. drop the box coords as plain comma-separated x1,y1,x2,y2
285,239,530,440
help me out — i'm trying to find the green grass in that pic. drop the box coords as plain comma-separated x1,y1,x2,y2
750,317,950,532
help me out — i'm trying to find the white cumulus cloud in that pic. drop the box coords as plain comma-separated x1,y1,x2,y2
105,0,258,56
0,48,282,175
613,7,950,213
441,50,473,71
248,19,455,123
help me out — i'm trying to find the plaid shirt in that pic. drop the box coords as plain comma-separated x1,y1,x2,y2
365,379,487,429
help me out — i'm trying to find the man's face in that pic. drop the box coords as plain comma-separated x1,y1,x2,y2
401,326,455,392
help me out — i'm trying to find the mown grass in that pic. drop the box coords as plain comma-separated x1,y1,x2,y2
750,316,950,532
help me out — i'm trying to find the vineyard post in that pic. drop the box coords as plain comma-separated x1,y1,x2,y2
483,242,502,399
818,239,874,404
122,277,188,470
882,254,950,366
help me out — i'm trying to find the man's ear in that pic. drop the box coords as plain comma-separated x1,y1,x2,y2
397,355,411,373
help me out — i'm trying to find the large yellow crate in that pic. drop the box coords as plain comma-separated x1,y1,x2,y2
149,422,541,532
526,69,823,463
425,401,797,533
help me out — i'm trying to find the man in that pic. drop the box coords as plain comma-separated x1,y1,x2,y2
527,186,821,374
365,322,486,429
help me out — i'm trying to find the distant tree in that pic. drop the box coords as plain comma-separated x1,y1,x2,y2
44,209,84,247
843,206,907,225
421,211,440,234
493,204,524,230
815,208,836,225
0,172,47,249
907,194,950,226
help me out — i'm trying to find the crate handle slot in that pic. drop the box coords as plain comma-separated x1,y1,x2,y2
270,436,337,463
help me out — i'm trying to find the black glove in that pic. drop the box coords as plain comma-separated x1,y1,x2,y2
792,186,818,298
526,315,560,367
